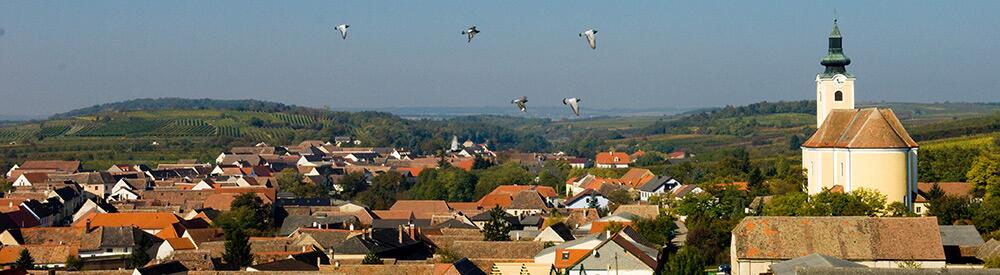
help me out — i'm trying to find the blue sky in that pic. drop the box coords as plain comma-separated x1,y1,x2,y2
1,1,998,116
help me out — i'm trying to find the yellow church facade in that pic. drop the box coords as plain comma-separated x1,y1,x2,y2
801,21,919,207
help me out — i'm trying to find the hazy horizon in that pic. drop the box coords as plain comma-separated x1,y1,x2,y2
2,1,999,117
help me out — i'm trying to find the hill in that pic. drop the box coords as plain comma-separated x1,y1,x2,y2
51,98,295,119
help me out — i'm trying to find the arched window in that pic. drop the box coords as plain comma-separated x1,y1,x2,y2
835,91,844,101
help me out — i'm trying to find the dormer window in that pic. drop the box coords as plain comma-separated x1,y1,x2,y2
835,91,843,101
614,157,620,162
561,251,570,260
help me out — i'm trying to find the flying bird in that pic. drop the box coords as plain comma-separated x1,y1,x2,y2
511,96,528,112
462,26,480,43
563,98,581,117
335,24,350,40
0,28,5,37
580,29,598,49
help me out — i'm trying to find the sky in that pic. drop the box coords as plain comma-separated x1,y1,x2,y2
1,1,999,117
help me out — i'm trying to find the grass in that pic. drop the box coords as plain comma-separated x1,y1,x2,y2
920,134,995,150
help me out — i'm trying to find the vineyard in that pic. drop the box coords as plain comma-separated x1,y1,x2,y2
155,119,216,136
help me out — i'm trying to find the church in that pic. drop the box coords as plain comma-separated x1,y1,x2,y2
801,21,919,208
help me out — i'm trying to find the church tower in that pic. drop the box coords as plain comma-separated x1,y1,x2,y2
815,20,855,127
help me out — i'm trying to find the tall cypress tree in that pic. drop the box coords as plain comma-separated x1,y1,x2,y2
482,205,511,241
14,249,34,270
223,227,253,268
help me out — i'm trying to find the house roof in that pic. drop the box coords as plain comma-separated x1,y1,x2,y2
612,205,661,220
620,168,655,188
14,227,85,245
135,261,189,275
19,160,80,172
554,249,591,269
732,216,945,261
249,258,319,271
450,241,545,260
372,210,415,220
565,189,603,205
507,191,549,210
73,212,182,231
637,176,674,192
595,152,630,165
390,200,452,218
291,228,354,250
545,223,575,242
939,225,984,247
184,228,225,245
0,245,78,265
916,182,972,202
477,194,514,209
486,185,559,199
165,237,197,250
769,253,867,274
803,108,918,149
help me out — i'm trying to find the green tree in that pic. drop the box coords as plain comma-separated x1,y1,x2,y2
275,168,326,198
967,152,1000,197
473,162,533,198
926,183,946,201
355,171,404,210
0,177,13,193
336,171,368,199
362,252,383,265
217,192,273,236
763,192,809,216
14,249,33,270
129,235,152,268
885,202,915,217
634,214,676,248
223,227,253,268
929,195,974,225
482,206,511,241
410,167,477,202
746,166,766,197
661,248,706,275
975,198,1000,234
65,255,83,271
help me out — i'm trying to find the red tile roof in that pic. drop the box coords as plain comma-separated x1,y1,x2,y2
73,212,182,231
804,108,918,149
595,152,630,165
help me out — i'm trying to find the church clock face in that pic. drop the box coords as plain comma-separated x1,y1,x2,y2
833,74,847,88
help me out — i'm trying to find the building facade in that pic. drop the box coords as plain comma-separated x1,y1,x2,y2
801,21,919,207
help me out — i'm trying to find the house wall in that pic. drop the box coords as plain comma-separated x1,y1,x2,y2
566,241,654,275
155,243,175,260
803,148,916,207
732,259,946,275
815,75,855,127
565,196,609,209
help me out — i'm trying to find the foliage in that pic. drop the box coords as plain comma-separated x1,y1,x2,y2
768,157,806,195
355,171,404,210
362,252,383,265
275,169,326,198
927,183,946,201
223,227,253,268
762,188,888,217
640,100,814,136
65,255,83,271
885,202,916,217
929,195,976,225
634,153,667,166
436,247,461,264
482,206,512,241
14,249,33,270
604,221,626,234
473,162,533,198
919,147,981,182
634,214,676,248
410,167,477,202
974,198,1000,234
0,177,13,193
216,192,272,236
967,151,1000,197
896,260,922,269
985,257,1000,268
129,234,152,268
661,248,706,275
336,172,368,199
675,187,749,264
605,188,635,206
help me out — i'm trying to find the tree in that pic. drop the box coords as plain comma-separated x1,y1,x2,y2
634,214,676,248
275,168,325,198
661,248,705,275
929,195,974,225
410,167,477,202
0,177,13,194
975,197,1000,234
885,202,915,217
473,162,533,198
362,252,383,265
604,221,626,234
926,183,946,201
763,192,809,216
65,255,83,271
336,171,368,199
129,235,152,268
746,166,765,197
14,249,33,270
217,192,272,236
223,227,253,268
482,206,511,241
355,171,404,210
967,152,1000,197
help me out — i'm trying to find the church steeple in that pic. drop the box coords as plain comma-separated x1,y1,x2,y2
820,20,851,76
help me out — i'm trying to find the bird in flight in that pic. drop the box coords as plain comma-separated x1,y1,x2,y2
580,29,598,49
462,26,480,43
563,98,582,117
512,96,528,112
335,24,350,40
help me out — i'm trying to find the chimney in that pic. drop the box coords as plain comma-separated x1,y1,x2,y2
407,224,415,240
349,223,355,231
398,225,404,244
302,245,309,252
86,219,92,230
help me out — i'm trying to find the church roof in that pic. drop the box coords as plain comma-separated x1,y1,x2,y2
803,108,918,149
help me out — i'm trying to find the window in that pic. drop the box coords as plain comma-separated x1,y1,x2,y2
916,207,922,213
561,251,570,260
106,249,113,253
840,163,845,176
835,91,843,101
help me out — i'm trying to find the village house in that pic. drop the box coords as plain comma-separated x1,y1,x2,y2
730,216,946,275
594,151,630,169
